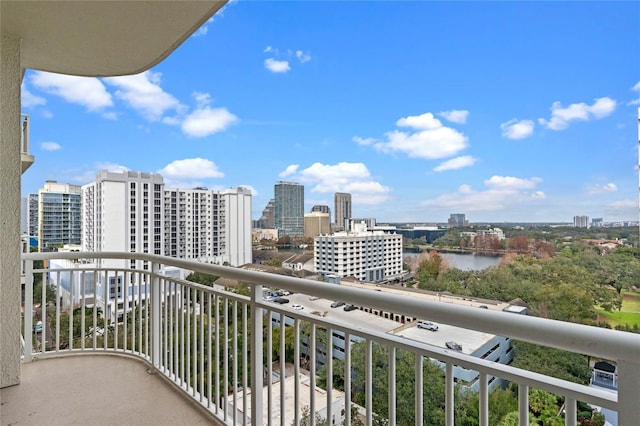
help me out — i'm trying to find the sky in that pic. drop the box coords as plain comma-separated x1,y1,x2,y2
20,1,640,224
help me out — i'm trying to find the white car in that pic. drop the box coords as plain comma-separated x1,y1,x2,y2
291,304,303,310
416,320,439,331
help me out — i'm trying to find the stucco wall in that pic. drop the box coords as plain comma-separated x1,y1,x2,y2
1,35,22,387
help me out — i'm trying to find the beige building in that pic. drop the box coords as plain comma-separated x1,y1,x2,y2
304,211,330,238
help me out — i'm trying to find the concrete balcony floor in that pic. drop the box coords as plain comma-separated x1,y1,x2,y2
1,355,214,426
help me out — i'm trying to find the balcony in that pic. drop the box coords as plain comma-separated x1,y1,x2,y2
21,114,34,173
7,251,640,425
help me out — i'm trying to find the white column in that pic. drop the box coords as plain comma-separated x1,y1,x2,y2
0,34,23,388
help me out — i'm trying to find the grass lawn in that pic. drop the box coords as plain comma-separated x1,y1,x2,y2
596,290,640,328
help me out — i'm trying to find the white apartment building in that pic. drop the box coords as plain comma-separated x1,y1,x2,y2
314,222,403,282
82,170,164,272
163,186,252,266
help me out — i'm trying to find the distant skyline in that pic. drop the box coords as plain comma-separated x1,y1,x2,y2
20,1,640,223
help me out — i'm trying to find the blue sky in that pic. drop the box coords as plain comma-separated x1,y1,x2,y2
21,1,640,223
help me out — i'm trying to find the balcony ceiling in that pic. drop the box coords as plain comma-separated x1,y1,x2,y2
1,0,226,77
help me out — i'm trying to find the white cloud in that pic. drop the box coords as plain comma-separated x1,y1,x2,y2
181,106,238,138
539,97,617,130
588,183,618,194
264,58,291,73
604,198,637,220
628,81,640,105
158,158,224,180
284,162,391,205
421,176,544,212
238,185,258,196
484,176,541,189
434,155,477,172
104,71,182,121
356,112,468,160
21,84,47,108
102,111,118,120
279,164,299,178
41,142,61,151
264,46,274,53
438,110,469,124
501,119,535,140
30,71,113,111
193,17,214,37
352,136,377,146
296,50,311,63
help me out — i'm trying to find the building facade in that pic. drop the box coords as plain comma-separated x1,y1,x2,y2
304,211,331,238
27,181,82,252
314,222,403,282
311,204,331,215
448,213,467,227
257,198,275,229
82,170,165,272
574,215,589,228
163,186,252,266
274,181,304,237
334,192,352,231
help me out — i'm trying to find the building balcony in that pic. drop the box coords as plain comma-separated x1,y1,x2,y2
7,251,640,426
21,114,34,173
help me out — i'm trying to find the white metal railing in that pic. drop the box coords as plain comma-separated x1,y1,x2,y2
21,113,29,153
21,251,640,426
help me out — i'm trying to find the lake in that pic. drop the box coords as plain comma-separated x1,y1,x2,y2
404,251,502,271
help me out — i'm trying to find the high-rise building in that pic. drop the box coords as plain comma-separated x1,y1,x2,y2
27,181,82,251
221,187,253,266
163,186,252,266
334,192,352,231
311,204,331,215
304,211,331,238
27,193,39,238
448,213,468,227
274,181,304,237
592,218,604,228
573,215,589,228
314,222,403,282
82,170,165,272
257,198,275,229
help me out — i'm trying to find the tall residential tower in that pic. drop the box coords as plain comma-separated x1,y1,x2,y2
334,192,352,231
27,181,82,251
274,181,304,237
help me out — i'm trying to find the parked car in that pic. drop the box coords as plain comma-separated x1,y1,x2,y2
309,296,320,301
34,320,43,333
272,297,289,304
278,290,291,296
416,320,439,331
478,305,488,309
446,341,463,351
291,304,303,310
330,301,345,308
343,304,357,312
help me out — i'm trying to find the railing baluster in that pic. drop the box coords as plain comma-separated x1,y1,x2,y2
479,372,489,426
267,308,273,426
618,358,640,424
445,362,454,426
192,288,197,397
69,269,74,351
55,270,60,352
564,396,576,426
81,270,85,351
242,301,248,425
24,259,33,362
103,270,108,351
344,331,352,426
415,353,423,426
223,297,229,422
388,346,396,426
123,270,127,353
233,299,239,426
326,327,334,426
279,312,286,426
215,294,221,416
294,318,301,426
41,265,47,355
518,384,529,426
309,325,316,426
250,284,263,426
92,268,98,350
200,289,205,403
365,338,372,426
207,292,213,411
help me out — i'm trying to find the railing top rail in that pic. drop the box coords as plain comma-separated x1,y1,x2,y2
23,251,640,362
